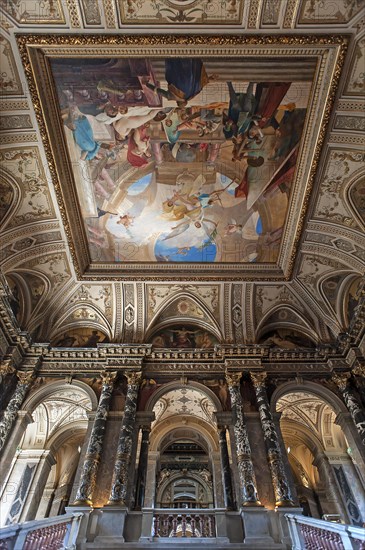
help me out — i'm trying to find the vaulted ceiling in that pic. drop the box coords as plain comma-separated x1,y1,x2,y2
0,0,364,351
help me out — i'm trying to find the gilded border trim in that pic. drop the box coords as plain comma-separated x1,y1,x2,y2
16,34,348,282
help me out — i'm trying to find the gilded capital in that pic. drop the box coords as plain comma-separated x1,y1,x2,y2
225,371,242,387
100,370,117,385
0,360,15,377
16,370,34,385
250,372,267,388
352,361,365,378
125,370,143,386
332,371,351,391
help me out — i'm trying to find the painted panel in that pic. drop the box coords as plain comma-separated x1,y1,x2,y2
50,56,311,265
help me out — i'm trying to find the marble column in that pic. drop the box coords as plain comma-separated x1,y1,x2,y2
312,449,347,520
251,372,295,507
134,425,151,510
352,361,365,406
108,370,142,505
225,372,260,506
73,371,117,506
218,426,235,510
332,372,365,446
0,370,34,453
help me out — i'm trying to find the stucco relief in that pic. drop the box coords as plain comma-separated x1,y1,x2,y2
118,0,243,25
0,0,65,24
0,35,22,96
67,284,113,322
299,0,363,24
314,150,364,229
0,148,55,228
147,284,219,321
344,36,365,96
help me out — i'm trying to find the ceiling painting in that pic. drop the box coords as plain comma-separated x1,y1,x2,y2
19,35,343,280
50,57,310,266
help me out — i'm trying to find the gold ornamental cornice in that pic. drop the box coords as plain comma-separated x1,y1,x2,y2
15,33,348,282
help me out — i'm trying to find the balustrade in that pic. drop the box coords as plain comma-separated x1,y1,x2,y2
286,513,365,550
0,512,82,550
152,510,216,538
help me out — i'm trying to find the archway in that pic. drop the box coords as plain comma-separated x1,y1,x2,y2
274,386,364,526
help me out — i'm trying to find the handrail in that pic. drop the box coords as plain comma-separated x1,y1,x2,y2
286,513,365,550
0,512,83,550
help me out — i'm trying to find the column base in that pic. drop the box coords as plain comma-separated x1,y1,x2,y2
241,507,283,548
275,500,296,508
275,506,303,548
93,506,128,544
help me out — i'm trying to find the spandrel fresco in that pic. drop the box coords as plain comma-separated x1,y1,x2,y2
51,57,311,264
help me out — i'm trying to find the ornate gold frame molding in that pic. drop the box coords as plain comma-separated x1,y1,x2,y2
17,34,347,281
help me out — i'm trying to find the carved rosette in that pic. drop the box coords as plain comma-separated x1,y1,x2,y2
332,372,365,445
108,371,142,505
74,371,117,505
225,371,260,506
0,370,35,452
251,372,294,506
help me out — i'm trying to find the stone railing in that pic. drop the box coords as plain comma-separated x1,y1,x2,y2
0,512,83,550
152,509,216,538
286,513,365,550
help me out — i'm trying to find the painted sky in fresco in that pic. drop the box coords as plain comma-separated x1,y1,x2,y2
51,57,311,264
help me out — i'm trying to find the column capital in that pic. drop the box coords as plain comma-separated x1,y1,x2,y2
352,361,365,378
215,411,233,427
16,370,35,385
100,370,118,385
0,360,16,378
125,370,143,386
332,371,351,391
250,371,267,388
225,371,242,387
136,411,155,428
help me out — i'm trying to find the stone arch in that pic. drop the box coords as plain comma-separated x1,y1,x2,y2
5,269,51,332
256,305,319,345
318,270,354,329
150,419,219,454
0,168,22,231
145,379,222,415
22,380,98,414
270,380,347,416
344,170,365,231
339,274,363,328
49,303,112,343
145,291,222,343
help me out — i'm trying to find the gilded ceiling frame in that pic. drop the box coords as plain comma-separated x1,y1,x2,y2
16,34,348,281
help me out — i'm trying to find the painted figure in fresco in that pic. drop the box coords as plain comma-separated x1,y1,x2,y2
84,330,101,347
170,327,196,347
127,125,152,167
55,334,77,347
145,59,218,106
224,82,259,138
